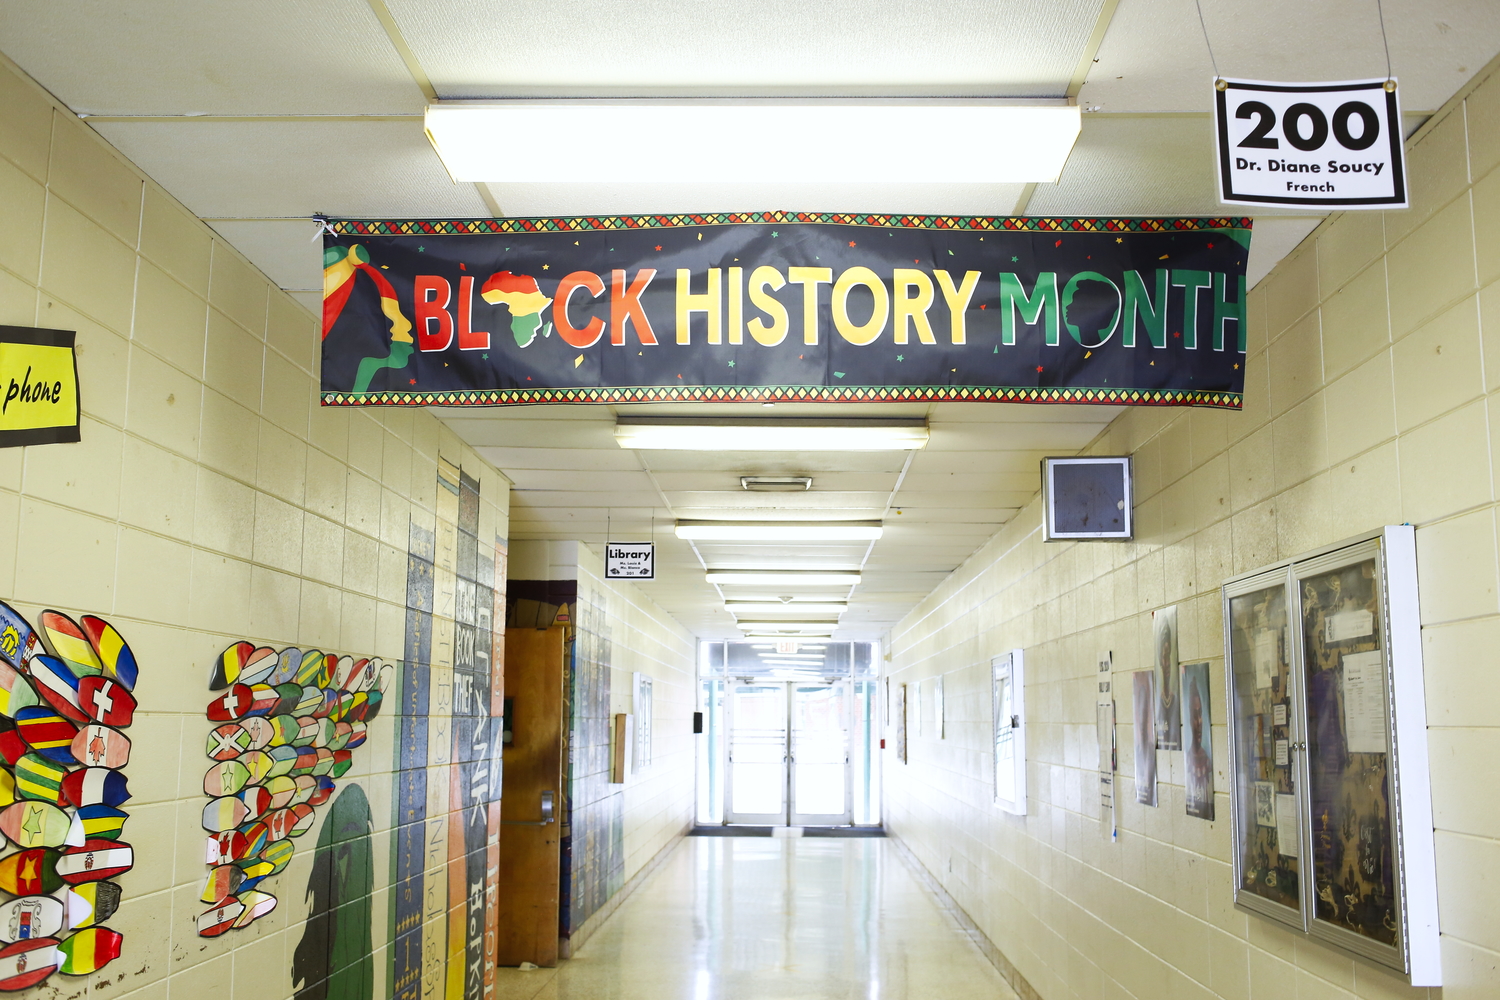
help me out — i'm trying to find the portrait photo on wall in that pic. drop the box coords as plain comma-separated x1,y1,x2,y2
1152,606,1181,750
1133,670,1158,807
1181,661,1215,820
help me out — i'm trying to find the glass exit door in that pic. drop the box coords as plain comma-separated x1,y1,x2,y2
724,680,851,826
726,684,788,824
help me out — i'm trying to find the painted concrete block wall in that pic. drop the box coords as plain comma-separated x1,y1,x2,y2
0,54,514,1000
572,545,696,887
507,540,695,944
884,57,1500,1000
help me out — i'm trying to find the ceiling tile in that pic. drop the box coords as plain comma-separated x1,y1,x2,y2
205,219,323,290
489,183,1030,219
1079,0,1500,115
88,120,486,219
385,0,1105,95
0,0,423,115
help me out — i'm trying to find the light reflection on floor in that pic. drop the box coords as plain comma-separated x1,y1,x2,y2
493,837,1018,1000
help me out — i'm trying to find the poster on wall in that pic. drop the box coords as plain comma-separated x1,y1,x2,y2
0,601,137,987
0,326,81,448
1096,652,1117,840
1153,606,1181,750
896,684,908,764
321,215,1252,410
1182,661,1215,820
1133,671,1158,807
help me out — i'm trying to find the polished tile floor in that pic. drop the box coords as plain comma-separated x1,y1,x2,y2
494,836,1019,1000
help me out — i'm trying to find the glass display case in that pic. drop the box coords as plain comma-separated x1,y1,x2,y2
1221,527,1440,986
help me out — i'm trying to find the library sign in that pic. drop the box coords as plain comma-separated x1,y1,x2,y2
321,214,1253,410
0,326,80,447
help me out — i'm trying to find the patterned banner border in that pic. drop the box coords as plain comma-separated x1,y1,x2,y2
327,214,1255,237
321,385,1243,409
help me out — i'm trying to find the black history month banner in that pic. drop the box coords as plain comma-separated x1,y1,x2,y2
321,213,1252,409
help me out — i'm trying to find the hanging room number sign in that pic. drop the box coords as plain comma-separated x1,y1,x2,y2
1215,78,1407,209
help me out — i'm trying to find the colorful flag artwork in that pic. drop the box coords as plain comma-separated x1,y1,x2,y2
196,642,391,937
0,601,137,984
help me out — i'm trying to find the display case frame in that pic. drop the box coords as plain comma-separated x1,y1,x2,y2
1220,526,1439,986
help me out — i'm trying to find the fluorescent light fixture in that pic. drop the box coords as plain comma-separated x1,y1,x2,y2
425,100,1080,183
616,418,927,452
729,603,847,615
744,630,835,637
678,521,882,541
756,653,826,660
699,569,858,587
736,620,841,630
707,571,862,586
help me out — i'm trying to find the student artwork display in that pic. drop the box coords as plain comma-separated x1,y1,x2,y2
1181,661,1214,821
1222,527,1441,986
1132,671,1158,807
1152,606,1181,750
321,215,1251,409
0,601,134,989
196,642,391,938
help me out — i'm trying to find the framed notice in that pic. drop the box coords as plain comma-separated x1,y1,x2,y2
991,651,1026,815
633,672,653,771
0,326,81,447
1221,527,1439,985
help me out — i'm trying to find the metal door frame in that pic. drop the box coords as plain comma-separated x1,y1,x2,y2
723,679,852,826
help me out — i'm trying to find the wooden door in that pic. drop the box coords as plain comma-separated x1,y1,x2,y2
495,627,566,967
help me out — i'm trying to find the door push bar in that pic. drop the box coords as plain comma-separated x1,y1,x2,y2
501,790,555,826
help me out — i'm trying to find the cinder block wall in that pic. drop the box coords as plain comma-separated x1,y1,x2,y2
884,56,1500,1000
0,52,518,999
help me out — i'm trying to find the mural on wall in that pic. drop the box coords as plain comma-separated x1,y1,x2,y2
0,601,135,989
197,643,393,940
390,461,505,1000
292,784,373,1000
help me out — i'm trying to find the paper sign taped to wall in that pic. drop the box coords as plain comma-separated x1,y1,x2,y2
0,327,80,448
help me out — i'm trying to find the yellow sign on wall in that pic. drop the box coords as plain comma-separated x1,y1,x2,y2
0,326,80,447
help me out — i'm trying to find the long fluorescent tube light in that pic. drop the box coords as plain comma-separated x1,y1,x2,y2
738,617,846,626
616,418,927,452
678,521,882,541
707,571,862,586
425,100,1080,183
729,603,847,615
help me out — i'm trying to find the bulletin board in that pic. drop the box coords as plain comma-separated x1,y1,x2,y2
1221,526,1440,986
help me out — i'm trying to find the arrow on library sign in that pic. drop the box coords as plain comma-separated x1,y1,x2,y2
1214,77,1407,209
605,543,655,580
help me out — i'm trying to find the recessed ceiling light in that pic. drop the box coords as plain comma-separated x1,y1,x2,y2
678,521,882,541
706,571,862,586
425,100,1080,183
615,417,927,452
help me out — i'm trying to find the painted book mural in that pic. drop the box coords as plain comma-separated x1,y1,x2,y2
0,601,136,990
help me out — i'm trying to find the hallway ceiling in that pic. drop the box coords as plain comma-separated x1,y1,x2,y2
2,1,1498,639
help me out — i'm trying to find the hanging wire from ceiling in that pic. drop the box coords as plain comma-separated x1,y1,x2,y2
1195,0,1396,90
1192,0,1221,84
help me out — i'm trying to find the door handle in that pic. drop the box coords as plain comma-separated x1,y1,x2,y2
502,790,556,826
